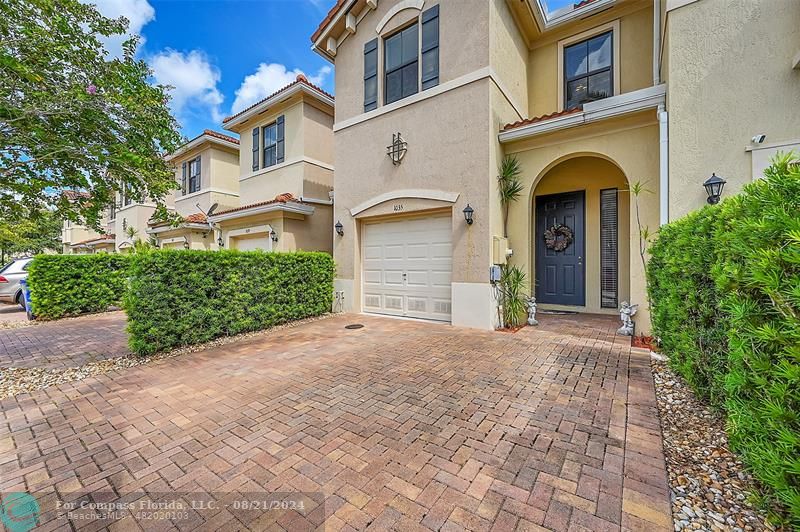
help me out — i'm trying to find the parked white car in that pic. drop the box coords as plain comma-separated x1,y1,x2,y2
0,257,32,308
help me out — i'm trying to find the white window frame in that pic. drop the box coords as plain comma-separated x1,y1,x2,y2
557,20,621,112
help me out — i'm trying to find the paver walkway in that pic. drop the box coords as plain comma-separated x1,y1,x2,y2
0,313,671,531
0,310,129,369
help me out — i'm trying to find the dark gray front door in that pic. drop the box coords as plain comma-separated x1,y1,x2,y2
535,191,585,306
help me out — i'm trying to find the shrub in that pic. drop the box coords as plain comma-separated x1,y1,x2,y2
647,153,800,524
125,250,335,355
27,254,130,320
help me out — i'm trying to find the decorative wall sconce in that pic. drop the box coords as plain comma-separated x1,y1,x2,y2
386,132,407,165
217,236,224,248
335,220,344,236
703,173,726,204
270,229,278,243
463,204,474,225
183,237,190,250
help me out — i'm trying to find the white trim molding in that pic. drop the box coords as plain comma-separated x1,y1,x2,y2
557,20,621,113
166,134,238,162
666,0,701,12
209,202,315,223
375,0,424,33
175,187,239,202
146,223,209,235
350,189,459,216
223,84,334,131
793,50,800,70
499,85,666,143
239,157,334,182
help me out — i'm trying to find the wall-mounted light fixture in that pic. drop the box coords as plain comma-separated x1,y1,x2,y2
335,220,344,236
270,229,278,243
183,237,190,250
463,204,474,225
703,173,726,204
217,236,224,248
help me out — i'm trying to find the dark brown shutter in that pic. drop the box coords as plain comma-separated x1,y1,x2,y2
195,156,201,191
276,115,285,164
252,127,259,170
181,162,187,195
364,38,378,111
600,188,618,308
421,4,439,90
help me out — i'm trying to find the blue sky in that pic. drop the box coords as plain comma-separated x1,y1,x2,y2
92,0,335,138
91,0,577,139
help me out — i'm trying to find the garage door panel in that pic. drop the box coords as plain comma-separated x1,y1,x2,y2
362,215,452,322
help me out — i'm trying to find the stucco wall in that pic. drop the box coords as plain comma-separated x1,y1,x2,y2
209,147,240,192
332,0,490,123
303,103,335,165
666,0,800,219
115,204,157,250
504,112,660,331
527,2,654,117
235,98,305,179
489,0,529,116
284,205,333,254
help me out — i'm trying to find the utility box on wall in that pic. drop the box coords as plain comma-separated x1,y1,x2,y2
493,237,510,265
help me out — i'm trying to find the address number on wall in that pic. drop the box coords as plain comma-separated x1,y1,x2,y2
393,204,404,212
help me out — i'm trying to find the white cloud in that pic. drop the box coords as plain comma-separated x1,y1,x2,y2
231,64,332,114
149,49,225,124
89,0,156,58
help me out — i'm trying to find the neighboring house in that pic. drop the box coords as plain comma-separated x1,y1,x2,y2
61,191,115,254
207,75,335,252
312,0,799,330
148,130,241,250
113,185,176,252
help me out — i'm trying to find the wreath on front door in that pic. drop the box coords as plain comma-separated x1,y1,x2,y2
544,223,574,252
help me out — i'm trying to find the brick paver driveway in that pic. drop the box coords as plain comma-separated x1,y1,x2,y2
0,310,129,369
0,313,671,531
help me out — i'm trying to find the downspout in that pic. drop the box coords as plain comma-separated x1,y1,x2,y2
654,0,669,225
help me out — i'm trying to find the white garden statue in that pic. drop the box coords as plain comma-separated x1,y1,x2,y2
525,296,539,326
617,302,638,336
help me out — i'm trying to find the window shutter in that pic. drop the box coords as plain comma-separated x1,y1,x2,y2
252,127,259,170
600,188,618,308
196,156,201,190
181,162,187,195
421,4,439,90
276,115,285,164
364,38,378,111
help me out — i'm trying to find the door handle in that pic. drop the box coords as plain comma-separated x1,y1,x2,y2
578,256,583,266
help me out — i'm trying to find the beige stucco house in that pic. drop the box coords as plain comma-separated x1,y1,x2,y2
207,75,335,253
313,0,799,331
148,130,240,250
61,191,116,254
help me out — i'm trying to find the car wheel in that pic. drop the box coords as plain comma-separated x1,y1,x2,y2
16,292,25,310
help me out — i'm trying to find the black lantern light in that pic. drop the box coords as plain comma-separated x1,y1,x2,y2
463,204,474,225
217,236,224,248
270,229,278,242
335,220,344,236
703,173,726,204
183,237,190,250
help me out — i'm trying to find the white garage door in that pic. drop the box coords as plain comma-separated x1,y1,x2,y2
233,235,271,251
362,215,452,322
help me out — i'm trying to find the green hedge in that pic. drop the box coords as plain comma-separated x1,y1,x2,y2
125,250,334,355
27,254,130,320
647,154,800,524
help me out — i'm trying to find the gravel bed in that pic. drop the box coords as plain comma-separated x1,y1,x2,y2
651,356,775,532
0,314,333,399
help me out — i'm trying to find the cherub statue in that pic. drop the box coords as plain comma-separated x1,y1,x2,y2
617,302,638,336
525,296,538,326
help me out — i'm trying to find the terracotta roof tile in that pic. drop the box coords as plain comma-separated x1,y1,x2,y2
62,190,91,200
222,75,334,125
573,0,600,8
184,212,208,224
202,129,239,144
502,107,584,131
212,193,300,217
311,0,348,44
72,234,115,246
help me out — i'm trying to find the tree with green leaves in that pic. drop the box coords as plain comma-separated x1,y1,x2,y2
0,209,62,263
498,156,525,238
0,0,182,228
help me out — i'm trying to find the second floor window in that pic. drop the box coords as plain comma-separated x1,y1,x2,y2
385,24,419,105
564,31,613,110
109,202,115,221
188,157,201,193
263,122,278,167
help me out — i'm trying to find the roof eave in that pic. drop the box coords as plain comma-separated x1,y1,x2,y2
222,84,335,131
209,202,315,222
166,135,239,162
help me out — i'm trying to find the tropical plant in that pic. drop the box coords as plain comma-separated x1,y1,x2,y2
498,265,527,328
498,156,525,238
0,0,182,228
0,208,62,263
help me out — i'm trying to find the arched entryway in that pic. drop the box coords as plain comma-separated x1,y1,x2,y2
531,156,630,313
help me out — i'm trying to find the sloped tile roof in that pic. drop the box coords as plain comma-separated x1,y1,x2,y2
72,234,115,246
184,212,208,224
212,193,300,217
62,190,91,200
311,0,348,43
222,75,334,125
201,129,239,144
502,107,584,131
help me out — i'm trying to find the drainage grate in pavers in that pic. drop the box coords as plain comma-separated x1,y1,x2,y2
344,324,364,330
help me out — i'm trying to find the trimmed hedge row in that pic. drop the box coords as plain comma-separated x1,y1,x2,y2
27,254,130,320
647,154,800,524
124,250,335,355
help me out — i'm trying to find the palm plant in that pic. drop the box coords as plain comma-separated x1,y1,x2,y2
498,156,525,238
499,265,527,328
